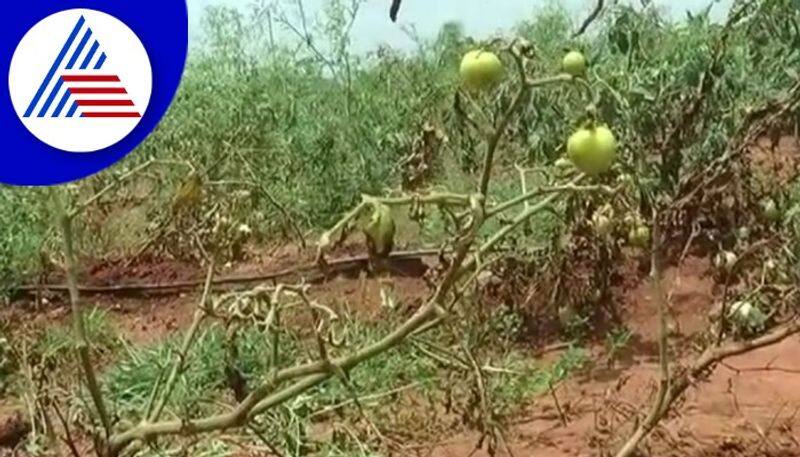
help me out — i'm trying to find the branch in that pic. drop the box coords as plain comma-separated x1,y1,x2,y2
148,262,215,422
614,317,800,457
572,0,604,38
478,74,572,198
469,175,584,267
107,171,560,455
107,197,489,455
389,0,401,22
107,275,443,455
485,181,610,219
55,191,112,437
615,210,669,457
70,159,156,219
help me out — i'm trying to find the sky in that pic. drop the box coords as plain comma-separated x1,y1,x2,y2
187,0,734,53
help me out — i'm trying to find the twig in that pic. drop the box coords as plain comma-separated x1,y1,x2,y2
389,0,402,22
478,74,572,197
55,190,112,438
614,317,800,457
548,380,568,427
50,401,81,457
720,361,800,375
485,182,611,218
572,0,604,38
615,210,670,457
309,382,420,420
70,159,156,218
148,262,215,422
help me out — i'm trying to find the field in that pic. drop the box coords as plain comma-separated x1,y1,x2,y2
2,1,800,456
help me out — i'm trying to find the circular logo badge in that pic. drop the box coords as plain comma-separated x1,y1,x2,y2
1,1,187,186
9,9,152,153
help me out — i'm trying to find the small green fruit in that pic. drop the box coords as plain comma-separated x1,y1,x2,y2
363,203,396,258
567,125,617,175
460,50,504,91
562,51,587,77
628,224,650,248
736,226,750,241
592,213,613,237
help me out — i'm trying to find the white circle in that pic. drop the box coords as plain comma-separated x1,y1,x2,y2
8,9,152,153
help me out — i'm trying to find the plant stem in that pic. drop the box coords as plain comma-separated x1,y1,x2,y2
486,180,606,218
470,176,584,268
614,211,669,457
478,86,528,198
56,194,112,437
69,160,155,219
614,318,800,457
148,262,215,422
478,73,572,198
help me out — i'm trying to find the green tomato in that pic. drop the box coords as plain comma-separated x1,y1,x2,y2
592,213,613,237
562,51,587,77
460,50,504,91
567,125,617,176
628,225,650,248
363,203,396,257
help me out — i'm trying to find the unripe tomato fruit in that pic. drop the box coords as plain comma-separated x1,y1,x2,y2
567,125,617,175
363,203,396,257
592,213,613,237
460,50,504,91
628,225,650,248
562,51,587,77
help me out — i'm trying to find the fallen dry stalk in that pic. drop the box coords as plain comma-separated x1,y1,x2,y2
614,316,800,456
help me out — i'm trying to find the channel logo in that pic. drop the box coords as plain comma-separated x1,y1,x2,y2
8,9,152,153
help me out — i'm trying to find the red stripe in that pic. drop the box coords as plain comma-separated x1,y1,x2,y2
69,87,128,94
76,99,135,106
61,75,120,82
81,112,142,118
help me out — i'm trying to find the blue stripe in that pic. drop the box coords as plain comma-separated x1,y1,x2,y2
24,16,85,117
80,40,99,70
66,28,92,69
37,78,63,117
94,52,106,69
52,89,72,117
66,101,79,118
